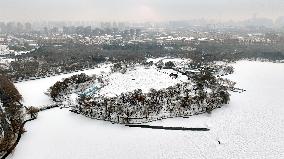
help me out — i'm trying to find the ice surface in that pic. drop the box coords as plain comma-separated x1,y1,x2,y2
8,61,284,159
15,64,111,106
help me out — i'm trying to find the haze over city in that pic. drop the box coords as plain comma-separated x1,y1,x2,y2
0,0,284,22
1,1,284,159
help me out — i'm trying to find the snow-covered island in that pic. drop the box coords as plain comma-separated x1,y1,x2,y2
47,58,235,124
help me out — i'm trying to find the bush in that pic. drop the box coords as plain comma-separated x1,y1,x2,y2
49,73,91,101
26,106,40,119
164,61,175,69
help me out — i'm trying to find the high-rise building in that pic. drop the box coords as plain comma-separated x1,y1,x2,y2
24,22,32,32
6,22,16,33
16,22,24,32
101,22,111,29
0,22,5,33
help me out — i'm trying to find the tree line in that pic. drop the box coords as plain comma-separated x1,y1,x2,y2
2,40,284,81
0,75,24,156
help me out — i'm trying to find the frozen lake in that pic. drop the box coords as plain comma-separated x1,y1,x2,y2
8,61,284,159
14,64,112,106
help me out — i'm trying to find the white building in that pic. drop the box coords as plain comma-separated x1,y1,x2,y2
0,45,10,55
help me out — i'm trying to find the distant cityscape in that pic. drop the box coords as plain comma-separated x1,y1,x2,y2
1,16,284,57
1,16,284,32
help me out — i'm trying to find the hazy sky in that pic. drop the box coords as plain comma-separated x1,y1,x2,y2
0,0,284,22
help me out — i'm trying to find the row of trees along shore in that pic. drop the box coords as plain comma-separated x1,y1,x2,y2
0,74,40,158
0,75,24,157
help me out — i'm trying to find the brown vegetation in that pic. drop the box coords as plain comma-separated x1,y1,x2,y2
0,75,24,156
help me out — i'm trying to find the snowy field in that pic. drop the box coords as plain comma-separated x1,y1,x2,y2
8,61,284,159
147,57,190,68
0,57,15,70
97,66,188,97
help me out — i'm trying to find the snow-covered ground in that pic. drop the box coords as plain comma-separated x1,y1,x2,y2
97,66,188,97
8,61,284,159
15,64,112,106
147,57,190,67
0,57,15,63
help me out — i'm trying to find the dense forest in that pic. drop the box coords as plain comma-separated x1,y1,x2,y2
1,41,284,81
